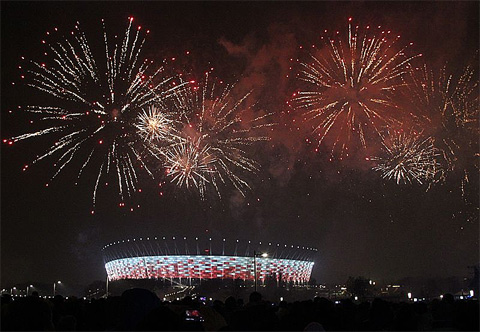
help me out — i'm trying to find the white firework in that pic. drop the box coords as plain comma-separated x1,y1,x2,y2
371,129,442,185
157,73,274,198
135,105,176,142
163,138,216,195
8,17,186,208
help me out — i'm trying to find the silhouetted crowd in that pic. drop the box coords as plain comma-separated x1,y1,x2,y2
1,290,478,331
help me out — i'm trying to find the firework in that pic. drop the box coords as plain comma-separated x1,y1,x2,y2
370,129,442,185
164,138,215,195
156,73,273,198
405,63,479,196
135,105,177,142
7,18,186,207
293,18,420,156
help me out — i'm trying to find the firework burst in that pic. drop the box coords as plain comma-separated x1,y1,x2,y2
135,105,177,143
405,62,479,196
370,129,442,185
293,18,420,157
155,73,273,198
7,18,186,208
164,138,215,195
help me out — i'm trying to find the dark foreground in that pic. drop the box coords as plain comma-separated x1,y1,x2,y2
1,290,478,331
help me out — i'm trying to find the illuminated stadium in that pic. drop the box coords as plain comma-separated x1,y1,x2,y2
102,236,316,284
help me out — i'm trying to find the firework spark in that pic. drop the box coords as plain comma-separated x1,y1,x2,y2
370,129,442,185
405,63,479,196
7,18,186,208
293,18,420,157
135,105,177,142
156,73,273,198
164,138,215,194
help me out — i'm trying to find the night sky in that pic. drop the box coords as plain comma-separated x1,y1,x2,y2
1,1,479,288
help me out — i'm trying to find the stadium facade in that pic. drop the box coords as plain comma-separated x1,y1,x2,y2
103,236,316,284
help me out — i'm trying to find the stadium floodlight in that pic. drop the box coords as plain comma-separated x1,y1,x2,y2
53,281,61,296
253,251,269,292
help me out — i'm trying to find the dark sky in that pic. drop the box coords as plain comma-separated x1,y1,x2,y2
1,1,479,288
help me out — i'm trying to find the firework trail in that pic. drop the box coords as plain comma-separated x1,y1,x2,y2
405,62,479,196
293,18,420,157
7,18,187,209
154,73,274,199
370,129,442,185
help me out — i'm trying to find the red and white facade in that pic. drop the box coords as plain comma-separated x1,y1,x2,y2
105,255,314,283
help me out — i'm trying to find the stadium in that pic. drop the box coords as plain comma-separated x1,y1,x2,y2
102,236,316,285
